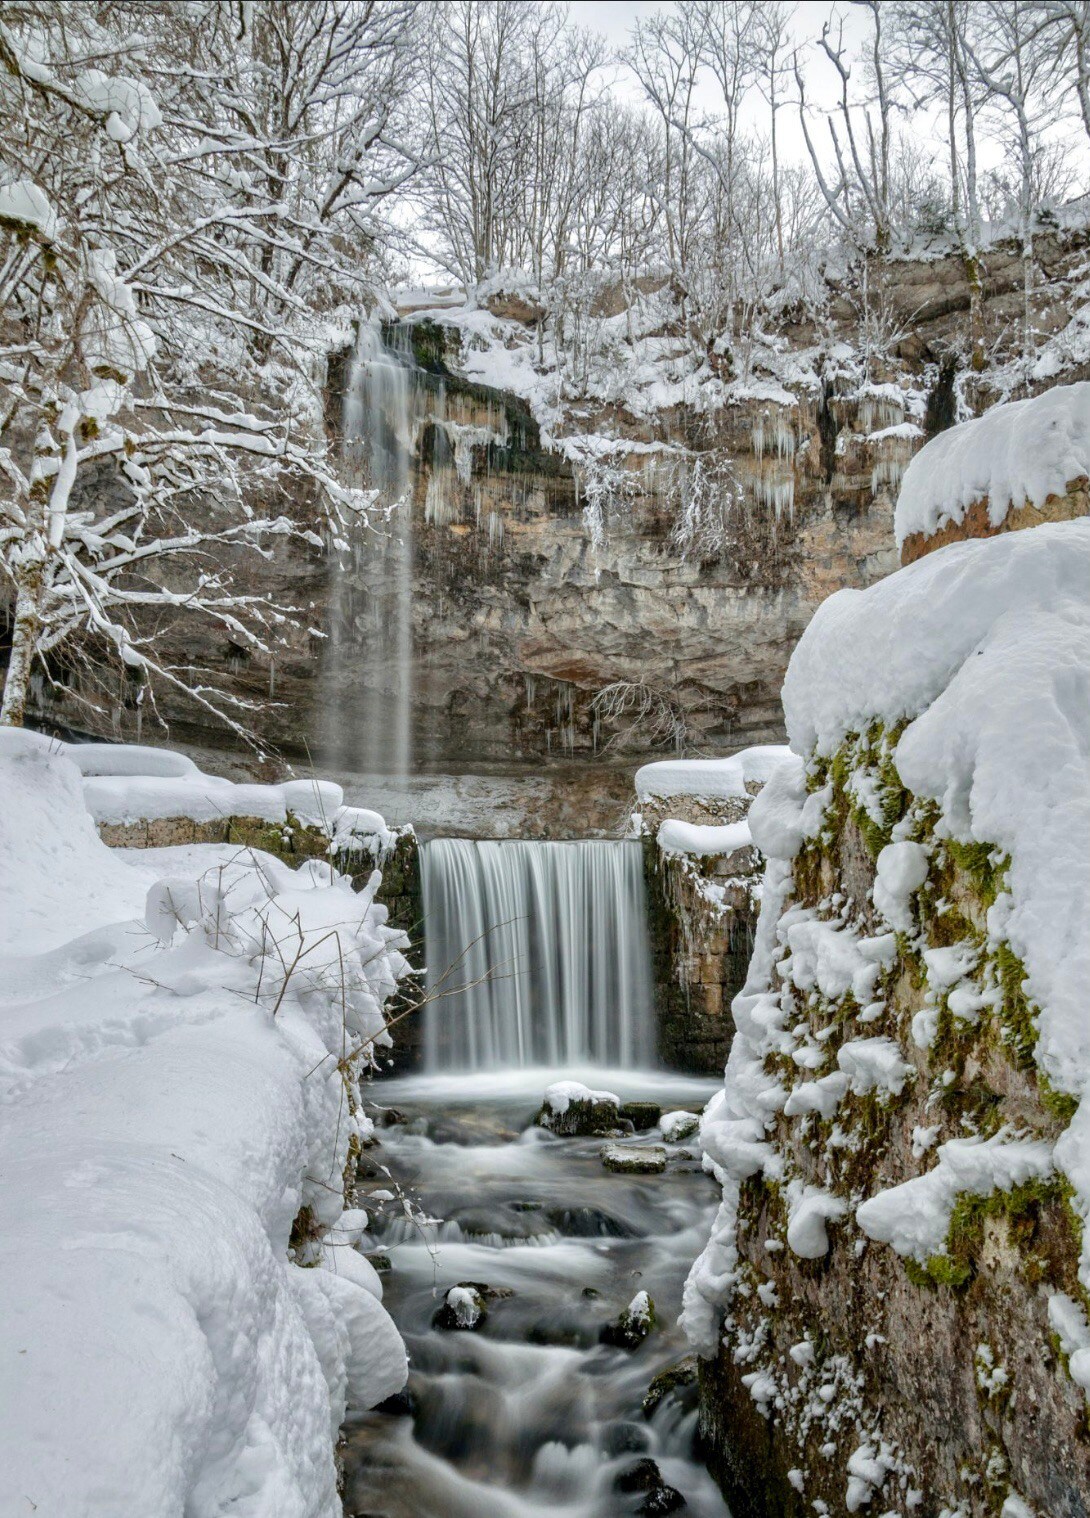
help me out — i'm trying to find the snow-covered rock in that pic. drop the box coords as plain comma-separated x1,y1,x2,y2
895,382,1090,556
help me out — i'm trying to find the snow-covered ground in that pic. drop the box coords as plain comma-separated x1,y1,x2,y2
0,730,411,1516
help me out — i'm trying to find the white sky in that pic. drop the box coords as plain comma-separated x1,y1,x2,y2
564,1,1045,179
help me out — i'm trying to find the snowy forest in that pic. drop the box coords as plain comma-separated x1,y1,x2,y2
2,3,1090,1518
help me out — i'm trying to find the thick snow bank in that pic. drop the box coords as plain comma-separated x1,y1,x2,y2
636,745,790,802
657,818,753,858
895,382,1090,547
0,737,410,1515
6,732,397,852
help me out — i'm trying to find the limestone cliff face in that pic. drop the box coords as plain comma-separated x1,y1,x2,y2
27,230,1090,786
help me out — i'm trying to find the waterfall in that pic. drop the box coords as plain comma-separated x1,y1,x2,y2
324,323,416,780
421,838,656,1071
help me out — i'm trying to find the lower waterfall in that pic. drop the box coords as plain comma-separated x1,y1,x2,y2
420,838,655,1071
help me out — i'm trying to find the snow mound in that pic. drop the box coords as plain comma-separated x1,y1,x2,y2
9,733,395,849
543,1080,620,1115
895,382,1090,547
0,739,410,1514
657,818,753,858
636,745,790,802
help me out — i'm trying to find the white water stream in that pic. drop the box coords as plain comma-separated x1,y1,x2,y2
420,839,656,1071
344,1070,730,1518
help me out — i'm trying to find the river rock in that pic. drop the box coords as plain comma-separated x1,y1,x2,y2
545,1204,638,1238
642,1356,698,1417
659,1110,700,1142
601,1142,667,1174
538,1080,621,1137
600,1290,656,1349
432,1281,514,1331
619,1101,661,1131
612,1456,686,1511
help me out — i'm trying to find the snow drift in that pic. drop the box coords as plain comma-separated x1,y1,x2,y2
0,731,411,1516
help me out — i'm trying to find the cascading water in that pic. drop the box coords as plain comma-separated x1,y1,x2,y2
421,838,656,1070
323,322,416,779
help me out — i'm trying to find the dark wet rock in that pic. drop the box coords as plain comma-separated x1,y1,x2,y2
640,1484,686,1515
364,1251,392,1274
432,1280,514,1330
450,1204,548,1241
600,1291,656,1350
601,1143,667,1174
375,1107,407,1128
619,1101,661,1131
538,1092,620,1137
613,1458,687,1513
545,1204,638,1239
642,1356,698,1418
582,1286,601,1299
373,1387,415,1417
602,1421,652,1456
509,1199,543,1213
614,1457,663,1494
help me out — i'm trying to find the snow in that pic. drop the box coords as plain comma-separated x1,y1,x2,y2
855,1132,1054,1262
444,1285,483,1329
0,737,411,1514
894,383,1090,547
657,818,753,858
786,1184,847,1259
7,733,395,850
542,1080,619,1115
636,745,791,802
872,841,929,932
0,177,57,241
1047,1293,1090,1391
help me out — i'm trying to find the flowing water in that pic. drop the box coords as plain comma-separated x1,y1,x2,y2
325,322,416,780
420,839,655,1072
342,1068,730,1518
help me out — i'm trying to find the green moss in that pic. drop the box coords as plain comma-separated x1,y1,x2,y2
916,1177,1070,1292
993,941,1037,1069
946,839,1008,910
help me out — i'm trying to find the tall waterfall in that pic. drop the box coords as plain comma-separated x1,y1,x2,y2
421,838,656,1071
324,323,416,780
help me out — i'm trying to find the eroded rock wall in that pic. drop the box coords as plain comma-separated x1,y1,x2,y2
696,727,1090,1518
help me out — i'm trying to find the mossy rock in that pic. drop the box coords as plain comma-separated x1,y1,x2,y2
620,1101,662,1131
538,1095,620,1137
643,1355,698,1417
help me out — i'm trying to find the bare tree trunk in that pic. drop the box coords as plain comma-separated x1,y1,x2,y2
0,563,45,727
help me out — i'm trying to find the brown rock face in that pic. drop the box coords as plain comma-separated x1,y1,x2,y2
901,477,1090,564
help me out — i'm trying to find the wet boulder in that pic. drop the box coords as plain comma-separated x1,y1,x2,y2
600,1290,656,1349
642,1356,698,1418
432,1280,513,1331
619,1101,661,1131
613,1457,686,1513
601,1142,667,1174
545,1204,638,1239
538,1080,621,1137
659,1110,700,1143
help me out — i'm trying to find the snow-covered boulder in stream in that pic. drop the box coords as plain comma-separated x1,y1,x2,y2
683,518,1090,1518
0,730,412,1516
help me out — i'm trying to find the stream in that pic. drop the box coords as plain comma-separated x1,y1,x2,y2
343,1068,730,1518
